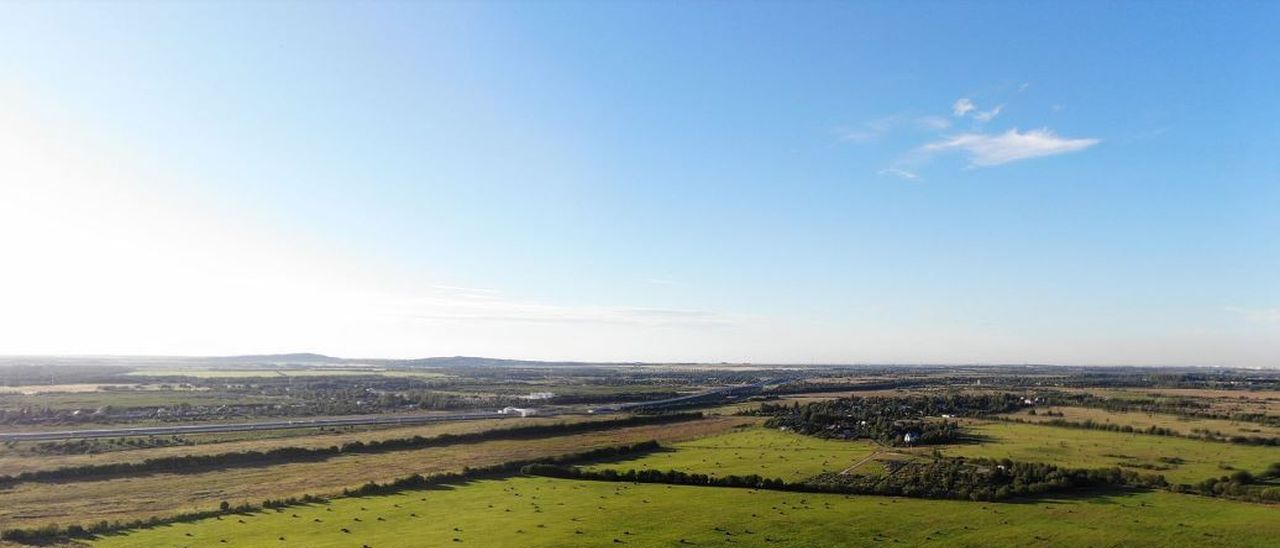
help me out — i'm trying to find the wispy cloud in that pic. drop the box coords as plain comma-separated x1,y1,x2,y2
952,98,976,117
877,167,921,181
922,128,1100,166
972,104,1004,122
915,116,951,131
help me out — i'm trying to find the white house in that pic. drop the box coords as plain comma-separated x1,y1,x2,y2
499,406,538,417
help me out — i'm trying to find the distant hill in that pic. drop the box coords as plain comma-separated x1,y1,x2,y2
206,353,346,365
381,356,601,368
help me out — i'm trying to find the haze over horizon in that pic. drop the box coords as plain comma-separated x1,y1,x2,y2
2,3,1276,367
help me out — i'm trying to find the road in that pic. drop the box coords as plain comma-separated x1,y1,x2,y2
0,411,526,442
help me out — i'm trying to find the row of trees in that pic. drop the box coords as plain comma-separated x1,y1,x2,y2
0,413,702,487
522,456,1168,502
1171,464,1280,503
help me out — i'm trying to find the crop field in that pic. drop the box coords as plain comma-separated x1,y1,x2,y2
0,416,753,530
941,420,1279,484
1006,406,1280,438
92,476,1280,547
0,415,613,476
584,426,880,480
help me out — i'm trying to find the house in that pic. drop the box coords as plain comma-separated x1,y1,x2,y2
499,407,538,417
902,432,918,444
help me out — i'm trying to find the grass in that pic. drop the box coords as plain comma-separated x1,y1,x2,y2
92,476,1280,547
1008,406,1280,438
584,426,880,480
0,417,754,530
940,420,1280,484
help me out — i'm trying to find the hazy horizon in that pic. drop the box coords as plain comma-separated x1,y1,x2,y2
2,3,1276,367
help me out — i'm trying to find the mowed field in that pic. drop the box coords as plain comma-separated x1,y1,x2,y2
0,417,754,530
585,426,880,480
1006,406,1280,438
942,420,1280,484
93,476,1280,548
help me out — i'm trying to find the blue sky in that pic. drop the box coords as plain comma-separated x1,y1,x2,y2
1,2,1276,366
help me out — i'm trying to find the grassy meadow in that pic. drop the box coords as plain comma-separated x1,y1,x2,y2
92,476,1280,548
942,420,1279,484
1007,406,1280,438
584,426,880,480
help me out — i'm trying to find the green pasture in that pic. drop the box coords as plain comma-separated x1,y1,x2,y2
585,426,880,480
944,420,1280,484
93,476,1280,547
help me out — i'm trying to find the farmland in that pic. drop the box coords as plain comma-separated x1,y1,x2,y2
0,416,751,530
1004,406,1280,439
585,426,880,480
93,477,1279,548
940,420,1279,484
2,360,1278,546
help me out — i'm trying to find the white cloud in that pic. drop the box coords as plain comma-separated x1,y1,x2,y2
877,167,921,181
952,98,976,117
922,128,1100,166
915,116,952,131
972,104,1004,122
1018,82,1031,93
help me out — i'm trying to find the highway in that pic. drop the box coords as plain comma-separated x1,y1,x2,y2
0,411,523,442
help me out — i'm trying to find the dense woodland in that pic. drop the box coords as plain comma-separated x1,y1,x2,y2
755,393,1028,446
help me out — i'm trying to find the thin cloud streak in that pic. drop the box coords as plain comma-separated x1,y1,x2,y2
922,128,1100,166
877,167,921,181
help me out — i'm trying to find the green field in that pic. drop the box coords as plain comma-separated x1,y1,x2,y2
943,420,1280,484
585,426,880,480
93,476,1280,547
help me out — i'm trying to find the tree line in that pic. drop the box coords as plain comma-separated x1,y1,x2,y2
522,455,1168,502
